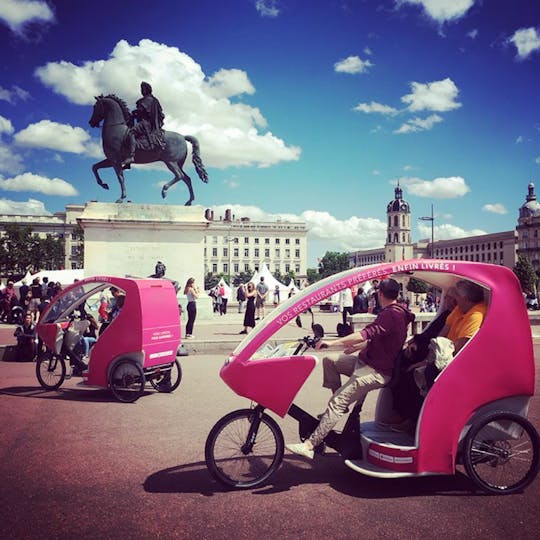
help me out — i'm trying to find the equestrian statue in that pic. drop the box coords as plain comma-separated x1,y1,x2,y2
89,82,208,205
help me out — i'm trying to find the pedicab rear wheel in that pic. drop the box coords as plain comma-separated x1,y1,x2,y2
149,359,182,393
109,359,145,403
463,411,540,495
205,408,284,489
36,351,66,390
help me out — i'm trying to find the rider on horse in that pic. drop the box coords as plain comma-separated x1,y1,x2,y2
121,82,166,168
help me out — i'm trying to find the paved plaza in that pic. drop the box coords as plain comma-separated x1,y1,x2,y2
1,310,540,539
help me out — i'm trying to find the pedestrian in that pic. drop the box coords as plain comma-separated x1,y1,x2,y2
184,277,199,338
273,284,280,307
236,283,246,313
339,287,354,326
240,282,256,334
220,283,230,315
14,312,37,362
352,287,369,314
255,276,269,320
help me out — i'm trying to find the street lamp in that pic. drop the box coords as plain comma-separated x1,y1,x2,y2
419,204,435,258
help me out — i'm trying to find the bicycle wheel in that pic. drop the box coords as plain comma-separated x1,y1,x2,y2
36,351,66,390
463,411,540,495
148,360,182,393
205,408,284,489
109,359,145,403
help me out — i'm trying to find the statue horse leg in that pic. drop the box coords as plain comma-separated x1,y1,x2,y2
112,162,128,203
92,159,111,191
161,161,194,206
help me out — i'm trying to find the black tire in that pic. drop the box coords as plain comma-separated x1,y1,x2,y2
109,359,145,403
463,411,540,495
148,360,182,393
205,408,284,489
36,351,66,390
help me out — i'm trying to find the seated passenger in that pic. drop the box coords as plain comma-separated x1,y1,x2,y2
391,280,486,430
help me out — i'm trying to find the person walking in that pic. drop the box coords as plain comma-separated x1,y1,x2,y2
255,276,269,320
184,277,199,338
236,283,246,313
240,282,256,334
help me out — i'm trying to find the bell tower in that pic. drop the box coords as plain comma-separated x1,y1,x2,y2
385,183,413,262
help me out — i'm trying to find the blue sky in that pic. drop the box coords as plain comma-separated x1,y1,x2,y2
1,0,540,266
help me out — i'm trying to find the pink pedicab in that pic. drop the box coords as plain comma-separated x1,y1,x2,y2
205,260,540,493
36,276,183,403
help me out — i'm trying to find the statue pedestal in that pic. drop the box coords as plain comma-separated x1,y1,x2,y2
78,202,213,319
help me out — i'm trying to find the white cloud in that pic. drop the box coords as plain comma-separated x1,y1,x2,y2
0,172,78,196
207,69,256,99
419,222,486,241
394,114,443,133
255,0,280,18
14,119,101,156
0,84,30,103
398,0,475,23
210,204,387,252
399,176,470,198
35,39,300,168
334,55,374,74
0,115,14,135
482,203,507,215
353,101,398,115
0,144,24,175
516,135,524,144
0,0,54,33
509,27,540,60
535,156,540,165
401,78,461,112
0,197,51,215
467,29,478,39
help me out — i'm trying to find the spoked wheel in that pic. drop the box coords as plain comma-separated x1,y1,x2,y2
36,351,66,390
109,360,145,403
205,408,284,489
463,411,540,494
148,360,182,393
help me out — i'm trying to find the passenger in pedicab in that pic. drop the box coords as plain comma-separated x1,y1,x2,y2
391,279,486,431
286,278,415,459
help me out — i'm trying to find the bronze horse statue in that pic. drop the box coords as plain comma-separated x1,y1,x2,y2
88,94,208,205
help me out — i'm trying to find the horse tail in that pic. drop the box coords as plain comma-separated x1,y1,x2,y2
185,135,209,184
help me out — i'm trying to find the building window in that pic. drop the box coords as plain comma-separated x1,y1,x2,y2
233,237,239,244
212,236,218,243
285,238,290,244
244,237,249,243
244,248,249,257
234,248,239,257
275,238,280,244
265,238,270,244
394,216,398,227
285,249,290,258
244,263,250,271
285,263,290,273
275,249,280,257
212,263,217,272
295,264,300,273
212,248,217,257
265,249,270,257
254,237,259,244
295,239,300,245
254,248,259,257
223,247,228,257
234,263,239,272
295,249,300,258
223,263,228,273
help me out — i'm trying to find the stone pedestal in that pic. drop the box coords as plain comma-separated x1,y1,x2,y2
78,202,213,318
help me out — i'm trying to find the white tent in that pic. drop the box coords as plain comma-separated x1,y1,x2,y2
217,277,233,298
13,269,84,287
286,278,299,295
249,263,289,298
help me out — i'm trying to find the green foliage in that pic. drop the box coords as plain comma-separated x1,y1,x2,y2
514,255,538,293
306,268,321,283
232,270,253,286
406,277,430,294
318,251,349,278
273,268,296,285
0,224,65,275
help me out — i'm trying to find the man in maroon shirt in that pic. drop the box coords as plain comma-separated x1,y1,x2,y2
286,278,414,459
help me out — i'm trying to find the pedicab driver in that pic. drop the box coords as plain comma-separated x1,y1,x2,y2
286,278,415,459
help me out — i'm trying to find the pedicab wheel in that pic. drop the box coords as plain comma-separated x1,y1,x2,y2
463,411,540,495
36,351,66,390
149,359,182,393
109,359,145,403
205,408,284,489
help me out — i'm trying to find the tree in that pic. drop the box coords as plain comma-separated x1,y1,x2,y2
306,268,321,283
233,270,253,286
318,251,349,278
71,224,84,268
406,277,430,294
0,224,34,275
514,256,538,294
